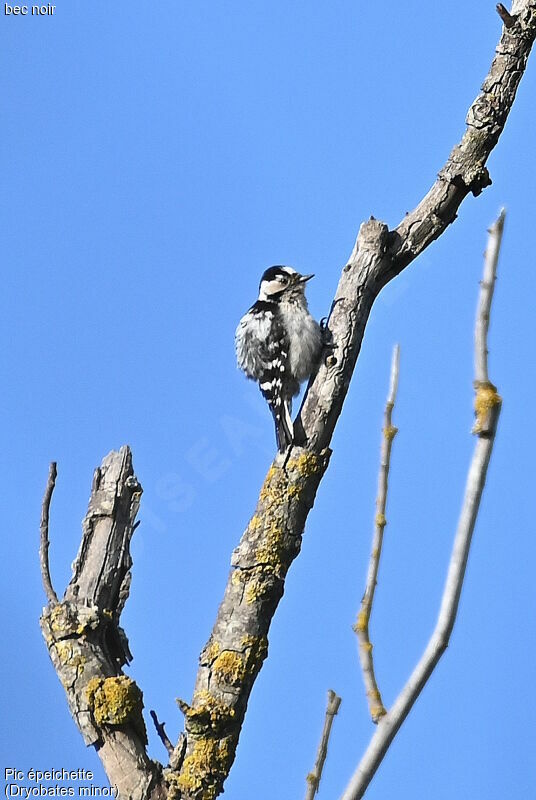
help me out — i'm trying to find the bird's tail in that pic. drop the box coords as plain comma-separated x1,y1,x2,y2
273,399,294,453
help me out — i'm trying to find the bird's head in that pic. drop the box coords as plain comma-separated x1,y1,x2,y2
258,266,314,301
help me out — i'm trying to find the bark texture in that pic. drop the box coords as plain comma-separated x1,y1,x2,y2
40,448,166,800
177,8,535,796
40,5,535,799
172,449,331,800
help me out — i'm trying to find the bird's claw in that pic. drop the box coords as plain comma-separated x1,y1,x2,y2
320,317,334,348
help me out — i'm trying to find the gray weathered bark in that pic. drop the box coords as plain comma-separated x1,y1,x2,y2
40,448,166,800
175,7,535,798
39,4,535,799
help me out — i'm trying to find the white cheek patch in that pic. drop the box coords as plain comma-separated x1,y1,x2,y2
261,279,285,297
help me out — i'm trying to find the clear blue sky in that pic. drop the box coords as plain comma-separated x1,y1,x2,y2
1,2,535,798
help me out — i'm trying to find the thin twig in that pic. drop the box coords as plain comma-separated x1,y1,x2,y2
40,462,58,605
305,690,342,799
473,210,505,434
150,710,174,757
354,345,400,723
475,209,505,384
497,3,516,28
340,213,504,800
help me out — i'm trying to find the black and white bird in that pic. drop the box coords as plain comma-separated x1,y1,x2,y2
235,266,323,452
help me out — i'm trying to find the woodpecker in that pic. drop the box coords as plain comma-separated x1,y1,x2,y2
235,266,322,451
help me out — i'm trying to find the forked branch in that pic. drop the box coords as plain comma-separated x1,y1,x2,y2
354,345,399,723
175,10,533,794
40,448,166,800
39,3,534,798
340,212,504,800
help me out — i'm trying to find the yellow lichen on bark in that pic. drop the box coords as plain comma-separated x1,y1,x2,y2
367,687,387,720
248,515,263,532
174,736,234,800
473,381,501,433
287,452,322,477
201,640,221,664
85,676,146,741
255,521,286,570
245,578,265,604
53,640,86,671
208,637,268,689
212,651,245,685
179,692,236,734
259,468,288,505
383,424,398,441
354,610,369,633
243,635,268,666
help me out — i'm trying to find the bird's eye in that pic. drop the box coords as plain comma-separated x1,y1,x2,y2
278,275,288,284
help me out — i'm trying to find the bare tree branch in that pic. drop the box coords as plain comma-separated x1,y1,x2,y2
473,209,505,436
299,2,534,453
305,690,342,800
497,3,516,27
40,5,534,798
340,212,505,800
40,461,58,605
150,710,174,758
475,209,505,384
40,448,167,800
174,9,534,798
354,345,399,724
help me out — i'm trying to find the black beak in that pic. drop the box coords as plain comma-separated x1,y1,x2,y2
298,273,314,283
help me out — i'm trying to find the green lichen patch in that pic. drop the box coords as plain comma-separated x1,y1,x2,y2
287,451,322,478
366,687,387,721
163,769,182,800
473,380,501,433
179,691,236,735
258,452,323,510
175,735,235,800
259,466,288,506
238,566,276,604
353,610,369,633
383,425,398,442
42,601,103,642
53,640,86,672
200,639,221,666
242,635,268,670
210,635,268,689
287,483,303,498
255,520,289,573
211,651,245,686
245,578,266,604
248,515,263,533
85,676,147,742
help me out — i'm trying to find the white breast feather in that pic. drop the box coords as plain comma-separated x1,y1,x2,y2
235,310,274,379
279,301,322,382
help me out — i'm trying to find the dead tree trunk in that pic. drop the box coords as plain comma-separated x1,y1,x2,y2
39,4,536,799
